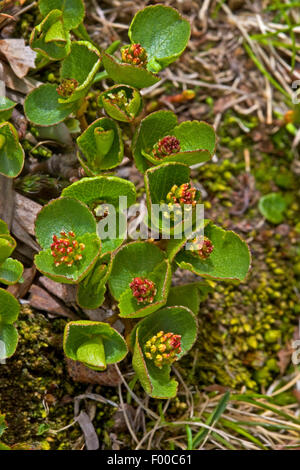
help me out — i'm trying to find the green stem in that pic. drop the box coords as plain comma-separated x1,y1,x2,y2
185,425,193,450
105,40,121,55
92,70,109,84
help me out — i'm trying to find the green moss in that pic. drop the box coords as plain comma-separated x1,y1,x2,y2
178,117,300,391
0,307,117,449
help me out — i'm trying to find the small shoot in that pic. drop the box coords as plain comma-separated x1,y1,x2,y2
76,118,124,173
98,85,142,123
63,320,128,370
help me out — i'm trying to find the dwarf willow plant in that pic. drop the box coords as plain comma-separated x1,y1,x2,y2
0,122,25,178
0,219,23,361
20,3,252,398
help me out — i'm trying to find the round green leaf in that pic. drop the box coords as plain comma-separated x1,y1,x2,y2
173,121,216,154
102,52,160,90
133,110,178,173
35,196,97,249
59,41,101,103
258,193,287,225
34,232,101,284
76,118,124,172
62,176,136,208
0,288,20,324
24,84,78,127
0,97,16,113
99,84,143,123
0,324,18,360
144,162,199,236
136,114,216,168
143,121,216,166
0,234,16,264
109,242,171,318
145,162,190,205
39,0,85,30
108,241,167,300
128,5,190,72
118,260,172,318
62,179,132,255
100,238,124,256
63,320,128,370
132,306,197,398
164,219,210,263
96,209,128,255
0,97,16,122
0,122,24,178
0,258,23,285
175,223,251,281
0,219,9,235
165,283,202,315
30,10,71,60
34,197,100,284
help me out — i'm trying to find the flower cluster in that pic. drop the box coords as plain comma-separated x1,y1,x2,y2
121,43,148,67
129,277,157,304
166,183,199,207
56,78,79,98
190,236,214,260
51,231,85,267
144,331,182,368
152,135,181,159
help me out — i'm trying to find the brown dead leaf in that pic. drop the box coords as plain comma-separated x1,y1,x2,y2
39,276,77,304
277,344,293,375
1,60,40,96
14,193,41,237
0,39,36,78
29,284,77,319
11,218,39,252
66,358,122,386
